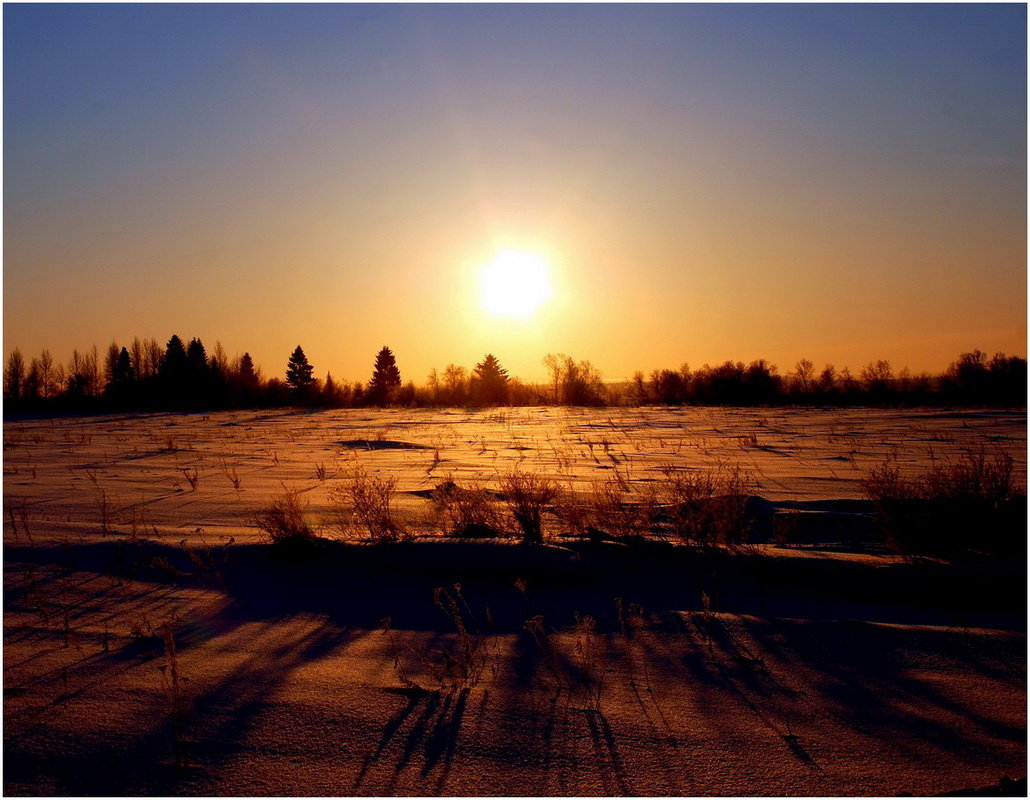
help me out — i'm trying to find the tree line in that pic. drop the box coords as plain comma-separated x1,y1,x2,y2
2,335,1025,413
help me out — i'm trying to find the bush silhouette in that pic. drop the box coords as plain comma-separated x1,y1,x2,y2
862,451,1026,561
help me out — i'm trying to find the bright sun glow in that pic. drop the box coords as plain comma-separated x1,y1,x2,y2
479,250,552,319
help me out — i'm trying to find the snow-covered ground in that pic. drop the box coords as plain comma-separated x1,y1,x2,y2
4,407,1025,795
3,406,1025,542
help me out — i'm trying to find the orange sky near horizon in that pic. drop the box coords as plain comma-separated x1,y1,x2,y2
4,5,1026,386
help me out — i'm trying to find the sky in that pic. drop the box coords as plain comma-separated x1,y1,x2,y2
4,3,1026,385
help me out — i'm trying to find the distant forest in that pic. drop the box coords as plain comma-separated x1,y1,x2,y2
2,335,1026,414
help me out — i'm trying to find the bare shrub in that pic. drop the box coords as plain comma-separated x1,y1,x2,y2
552,478,658,541
255,487,318,545
381,586,497,692
500,471,559,544
432,585,491,688
430,479,505,538
659,463,754,547
862,450,1025,560
551,483,595,537
331,465,402,542
592,477,659,539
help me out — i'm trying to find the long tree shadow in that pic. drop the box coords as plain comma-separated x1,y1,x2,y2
583,707,633,795
349,685,469,795
721,614,1025,762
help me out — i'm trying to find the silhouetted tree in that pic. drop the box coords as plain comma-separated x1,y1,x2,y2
321,372,343,407
143,338,163,379
650,368,688,404
472,354,510,405
112,347,135,385
630,371,648,405
186,338,208,373
263,377,290,406
743,360,781,405
160,336,187,380
987,353,1027,405
37,349,58,400
84,345,101,398
285,345,316,402
787,359,815,400
396,380,417,406
104,342,121,389
426,368,442,404
543,354,604,405
130,338,147,381
367,346,401,405
817,364,838,401
239,353,257,385
860,360,894,404
441,364,468,406
4,349,25,401
104,347,136,405
22,359,41,404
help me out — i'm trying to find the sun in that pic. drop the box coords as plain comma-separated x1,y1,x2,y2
479,250,552,319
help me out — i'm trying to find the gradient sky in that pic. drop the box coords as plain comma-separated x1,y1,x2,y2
4,3,1026,384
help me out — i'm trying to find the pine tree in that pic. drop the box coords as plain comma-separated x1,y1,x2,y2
105,347,136,404
160,335,187,379
186,338,208,372
239,353,257,385
367,346,401,406
473,353,509,405
285,345,315,401
322,372,340,407
113,347,135,385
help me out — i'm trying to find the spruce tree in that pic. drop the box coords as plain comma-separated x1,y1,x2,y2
160,335,187,379
473,353,509,405
113,347,135,385
186,338,208,372
322,372,340,407
158,335,188,406
367,346,401,406
239,353,257,385
285,345,315,400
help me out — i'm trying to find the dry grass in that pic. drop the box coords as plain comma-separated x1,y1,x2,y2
221,459,242,491
432,585,491,689
157,624,193,767
179,467,200,491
